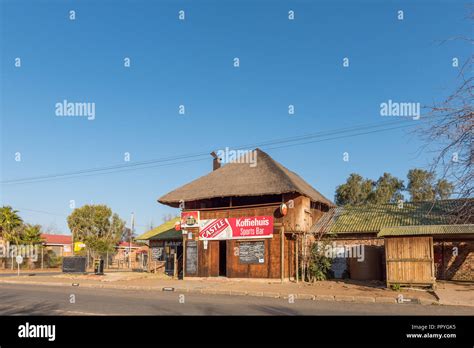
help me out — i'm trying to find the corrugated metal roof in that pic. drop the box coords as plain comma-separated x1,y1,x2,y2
135,217,180,241
148,228,182,241
311,199,473,234
378,224,474,237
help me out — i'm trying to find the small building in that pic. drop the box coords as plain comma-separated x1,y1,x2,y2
158,148,334,280
379,224,474,287
136,217,183,276
41,234,73,257
311,199,474,284
112,241,147,269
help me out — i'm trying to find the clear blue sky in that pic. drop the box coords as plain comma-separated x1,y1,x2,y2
0,0,471,234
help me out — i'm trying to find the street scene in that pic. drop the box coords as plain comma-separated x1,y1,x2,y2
1,282,473,316
0,0,472,346
0,270,473,315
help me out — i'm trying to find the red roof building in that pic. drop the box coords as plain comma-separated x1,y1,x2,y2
41,234,73,257
41,234,72,245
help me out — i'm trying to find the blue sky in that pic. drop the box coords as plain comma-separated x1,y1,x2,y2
0,0,471,234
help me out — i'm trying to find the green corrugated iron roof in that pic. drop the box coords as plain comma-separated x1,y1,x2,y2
149,228,182,241
311,199,473,234
135,217,180,241
378,224,474,237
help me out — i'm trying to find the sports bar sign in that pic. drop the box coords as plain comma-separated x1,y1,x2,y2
199,216,273,240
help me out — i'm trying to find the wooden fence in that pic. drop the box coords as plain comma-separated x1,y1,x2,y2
385,236,435,288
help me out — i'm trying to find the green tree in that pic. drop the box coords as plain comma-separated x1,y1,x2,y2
407,169,435,201
335,174,374,205
0,206,24,245
20,224,43,244
0,206,23,238
308,241,333,281
407,169,439,201
435,179,454,200
67,205,125,257
369,173,405,204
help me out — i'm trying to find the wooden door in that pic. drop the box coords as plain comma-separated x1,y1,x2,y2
385,236,435,286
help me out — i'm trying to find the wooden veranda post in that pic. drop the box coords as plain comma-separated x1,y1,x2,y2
295,235,299,283
173,252,178,279
280,226,284,282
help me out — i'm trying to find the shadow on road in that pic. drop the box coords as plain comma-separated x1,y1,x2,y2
0,292,60,315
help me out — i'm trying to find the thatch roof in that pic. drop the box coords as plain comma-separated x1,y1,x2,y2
158,148,334,208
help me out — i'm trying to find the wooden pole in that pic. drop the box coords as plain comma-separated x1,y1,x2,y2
182,237,186,279
280,226,284,283
173,252,177,279
301,233,306,282
295,235,299,283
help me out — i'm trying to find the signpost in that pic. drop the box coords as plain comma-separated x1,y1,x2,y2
16,255,23,276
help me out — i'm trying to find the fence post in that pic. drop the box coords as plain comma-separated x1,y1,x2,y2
173,253,177,279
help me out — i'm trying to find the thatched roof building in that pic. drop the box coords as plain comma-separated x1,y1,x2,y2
158,148,333,209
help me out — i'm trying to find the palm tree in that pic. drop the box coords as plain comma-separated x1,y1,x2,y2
0,206,23,239
21,224,43,244
0,206,23,269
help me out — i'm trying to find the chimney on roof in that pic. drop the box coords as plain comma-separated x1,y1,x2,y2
210,151,221,171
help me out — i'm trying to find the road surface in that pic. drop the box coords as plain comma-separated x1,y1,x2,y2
0,272,61,277
1,283,473,315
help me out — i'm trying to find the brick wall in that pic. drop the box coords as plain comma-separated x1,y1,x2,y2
434,240,473,281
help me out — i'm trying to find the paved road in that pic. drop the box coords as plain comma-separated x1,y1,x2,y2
1,283,473,315
0,272,61,277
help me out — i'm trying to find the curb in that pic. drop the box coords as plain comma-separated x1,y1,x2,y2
0,279,429,306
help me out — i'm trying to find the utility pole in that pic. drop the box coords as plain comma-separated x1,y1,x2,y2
129,212,134,269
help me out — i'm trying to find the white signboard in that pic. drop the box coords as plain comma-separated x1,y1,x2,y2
16,255,23,264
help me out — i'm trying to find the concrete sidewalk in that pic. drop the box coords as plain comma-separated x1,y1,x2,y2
434,281,474,307
0,271,446,306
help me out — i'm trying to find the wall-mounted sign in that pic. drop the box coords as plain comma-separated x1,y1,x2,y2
181,211,200,228
239,241,265,264
151,247,163,260
165,241,182,247
185,240,198,275
199,216,273,240
74,242,86,252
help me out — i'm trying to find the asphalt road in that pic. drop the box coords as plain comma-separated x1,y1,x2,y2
0,283,473,316
0,272,61,277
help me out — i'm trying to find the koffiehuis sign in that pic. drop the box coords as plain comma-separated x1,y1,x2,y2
199,216,273,240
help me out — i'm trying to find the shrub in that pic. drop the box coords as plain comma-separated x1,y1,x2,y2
308,242,333,281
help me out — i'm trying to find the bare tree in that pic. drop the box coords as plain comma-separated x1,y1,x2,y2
417,10,473,223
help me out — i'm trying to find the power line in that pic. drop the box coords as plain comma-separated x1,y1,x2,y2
16,207,149,228
1,118,424,185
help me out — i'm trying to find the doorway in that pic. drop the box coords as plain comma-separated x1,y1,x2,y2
219,240,227,276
